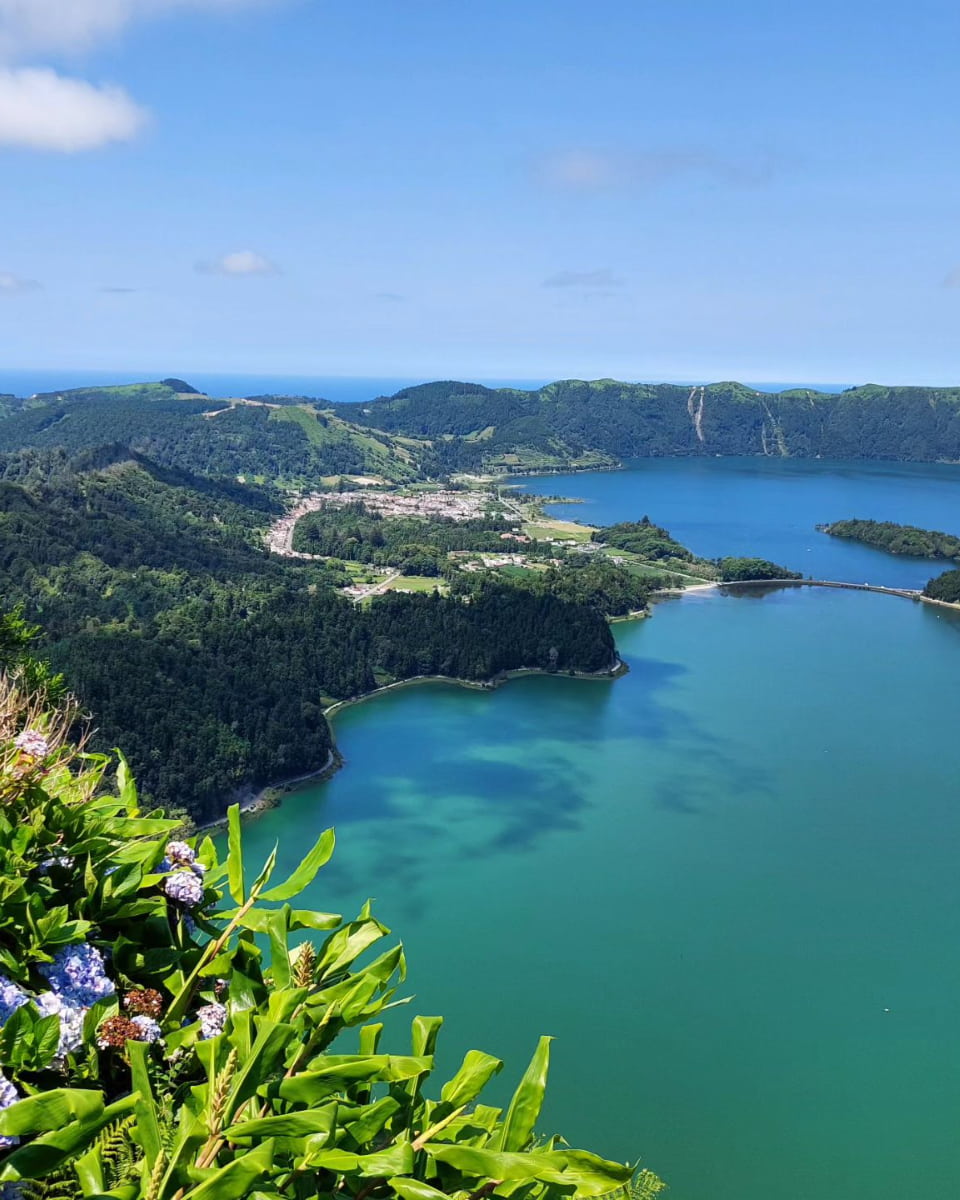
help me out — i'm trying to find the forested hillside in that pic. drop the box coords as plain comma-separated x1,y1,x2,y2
821,518,960,560
0,448,615,819
0,381,433,483
341,378,960,468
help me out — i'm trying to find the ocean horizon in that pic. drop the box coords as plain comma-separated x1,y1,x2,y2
0,369,850,405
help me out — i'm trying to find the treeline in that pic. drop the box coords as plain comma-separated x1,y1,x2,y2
718,557,801,581
821,518,960,560
924,569,960,603
341,378,960,466
592,516,696,562
0,448,615,819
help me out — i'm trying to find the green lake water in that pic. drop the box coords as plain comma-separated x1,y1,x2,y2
236,461,960,1200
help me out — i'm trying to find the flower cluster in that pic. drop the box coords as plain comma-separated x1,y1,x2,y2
35,992,85,1059
159,840,205,878
0,976,28,1027
13,730,48,760
0,1071,19,1148
97,1015,145,1049
124,988,163,1018
196,1003,227,1040
164,871,204,907
131,1015,162,1043
41,943,115,1008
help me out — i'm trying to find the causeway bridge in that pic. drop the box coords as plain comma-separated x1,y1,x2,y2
718,578,923,601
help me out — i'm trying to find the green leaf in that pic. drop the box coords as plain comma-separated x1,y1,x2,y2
497,1035,551,1152
180,1137,276,1200
439,1050,504,1108
226,1106,338,1142
0,1095,137,1179
226,804,244,905
264,907,292,989
128,1041,163,1164
0,1087,105,1137
387,1179,453,1200
306,1144,414,1177
259,828,335,901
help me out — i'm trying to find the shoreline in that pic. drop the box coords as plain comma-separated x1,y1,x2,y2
205,657,628,831
201,577,960,835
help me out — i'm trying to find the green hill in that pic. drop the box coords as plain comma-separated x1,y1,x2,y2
0,380,435,484
340,378,960,469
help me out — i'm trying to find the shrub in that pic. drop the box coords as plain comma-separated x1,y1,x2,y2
0,675,660,1199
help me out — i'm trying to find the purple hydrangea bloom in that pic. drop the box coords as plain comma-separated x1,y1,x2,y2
40,943,114,1008
196,1003,227,1040
132,1015,162,1043
13,729,48,759
165,841,195,865
0,1071,19,1147
164,870,204,907
0,977,28,1027
34,992,86,1060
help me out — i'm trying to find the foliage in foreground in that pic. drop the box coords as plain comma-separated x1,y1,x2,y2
0,678,661,1199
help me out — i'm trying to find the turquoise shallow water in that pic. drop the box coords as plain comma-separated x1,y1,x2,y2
237,461,960,1200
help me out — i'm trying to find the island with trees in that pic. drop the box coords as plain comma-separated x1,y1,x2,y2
819,518,960,560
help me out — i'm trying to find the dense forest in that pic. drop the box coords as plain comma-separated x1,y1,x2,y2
821,518,960,560
340,378,960,468
923,568,960,603
0,448,615,820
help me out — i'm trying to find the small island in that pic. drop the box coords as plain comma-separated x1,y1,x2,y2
819,518,960,560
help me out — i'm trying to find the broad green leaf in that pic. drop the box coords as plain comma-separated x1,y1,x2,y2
345,1095,401,1144
0,1095,137,1179
439,1050,504,1108
0,1087,105,1137
226,1105,338,1141
388,1179,453,1200
226,804,244,904
181,1137,276,1200
497,1035,551,1152
259,828,335,901
128,1041,163,1163
265,906,292,989
250,844,278,896
305,1144,414,1177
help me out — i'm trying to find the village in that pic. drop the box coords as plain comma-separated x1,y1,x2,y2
263,481,614,599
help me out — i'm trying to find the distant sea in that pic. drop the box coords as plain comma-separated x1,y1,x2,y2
0,369,848,404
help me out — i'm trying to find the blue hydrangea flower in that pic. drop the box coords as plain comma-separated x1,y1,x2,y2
131,1015,162,1043
0,1070,20,1147
40,943,114,1008
34,993,86,1060
0,977,28,1027
164,871,204,907
196,1003,227,1040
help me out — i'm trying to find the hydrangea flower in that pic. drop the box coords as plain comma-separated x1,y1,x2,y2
0,1071,19,1147
131,1015,162,1043
34,992,86,1059
164,871,204,907
158,841,206,877
0,977,28,1027
196,1003,227,1040
13,729,49,759
40,943,114,1008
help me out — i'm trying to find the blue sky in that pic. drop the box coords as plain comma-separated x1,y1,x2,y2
1,0,960,384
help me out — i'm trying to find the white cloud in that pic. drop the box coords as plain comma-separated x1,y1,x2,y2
196,250,279,276
0,1,271,57
543,268,624,289
0,271,40,293
0,66,146,150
